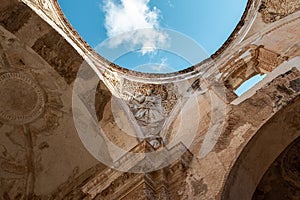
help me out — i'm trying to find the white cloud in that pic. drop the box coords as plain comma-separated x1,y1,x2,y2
167,0,174,8
102,0,169,54
133,58,175,73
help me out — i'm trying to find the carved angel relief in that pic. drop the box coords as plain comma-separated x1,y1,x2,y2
121,81,179,148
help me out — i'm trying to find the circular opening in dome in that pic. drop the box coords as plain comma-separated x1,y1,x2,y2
58,0,248,74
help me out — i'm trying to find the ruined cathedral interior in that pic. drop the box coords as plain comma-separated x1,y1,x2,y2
0,0,300,199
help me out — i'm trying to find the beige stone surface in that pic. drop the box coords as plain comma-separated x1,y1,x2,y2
0,0,299,199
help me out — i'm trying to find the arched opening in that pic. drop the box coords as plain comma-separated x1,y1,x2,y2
235,73,266,96
222,97,300,200
57,0,249,73
223,45,288,99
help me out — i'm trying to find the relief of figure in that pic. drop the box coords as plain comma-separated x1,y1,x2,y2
123,87,165,147
134,89,164,124
125,88,165,126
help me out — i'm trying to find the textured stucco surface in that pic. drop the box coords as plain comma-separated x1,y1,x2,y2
0,0,300,199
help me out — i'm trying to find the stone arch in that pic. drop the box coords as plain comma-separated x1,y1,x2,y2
252,137,300,199
221,97,300,200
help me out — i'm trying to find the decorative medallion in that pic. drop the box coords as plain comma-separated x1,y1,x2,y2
0,72,45,125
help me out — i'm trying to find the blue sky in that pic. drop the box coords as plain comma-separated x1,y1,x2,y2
58,0,248,73
235,74,266,96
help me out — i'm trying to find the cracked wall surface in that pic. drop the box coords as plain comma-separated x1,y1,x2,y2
0,0,299,199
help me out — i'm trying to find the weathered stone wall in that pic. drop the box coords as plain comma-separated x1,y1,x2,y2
0,0,300,199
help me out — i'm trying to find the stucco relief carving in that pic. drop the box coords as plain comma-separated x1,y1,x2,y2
125,87,164,130
0,29,66,199
2,0,300,199
259,0,300,23
0,116,38,199
220,44,289,97
0,85,63,199
250,45,288,72
102,70,121,95
0,131,27,199
122,81,178,117
0,72,45,125
222,45,287,77
81,141,192,199
121,81,179,147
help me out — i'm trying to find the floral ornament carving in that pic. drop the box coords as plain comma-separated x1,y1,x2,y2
259,0,300,23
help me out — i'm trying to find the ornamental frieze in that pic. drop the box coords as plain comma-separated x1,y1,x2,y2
250,45,288,72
